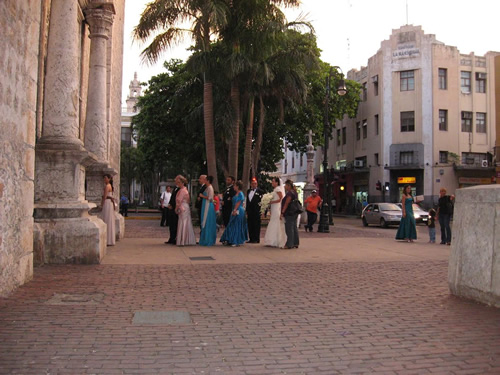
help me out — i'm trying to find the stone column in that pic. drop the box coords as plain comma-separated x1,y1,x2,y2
302,131,317,223
34,0,106,265
83,4,116,208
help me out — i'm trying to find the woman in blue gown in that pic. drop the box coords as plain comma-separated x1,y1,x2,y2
395,185,417,242
199,175,217,246
220,180,248,246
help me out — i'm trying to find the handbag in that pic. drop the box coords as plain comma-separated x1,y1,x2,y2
288,199,303,215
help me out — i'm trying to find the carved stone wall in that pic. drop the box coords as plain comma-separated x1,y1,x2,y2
0,0,41,295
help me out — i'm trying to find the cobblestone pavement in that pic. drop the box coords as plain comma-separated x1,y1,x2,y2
0,220,496,375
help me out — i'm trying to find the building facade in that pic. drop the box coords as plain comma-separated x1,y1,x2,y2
331,25,498,212
0,0,125,296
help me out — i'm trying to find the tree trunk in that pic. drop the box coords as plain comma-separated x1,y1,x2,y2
228,80,240,179
203,80,219,191
252,94,266,175
241,96,255,192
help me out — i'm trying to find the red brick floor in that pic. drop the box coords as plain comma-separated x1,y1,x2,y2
0,220,498,374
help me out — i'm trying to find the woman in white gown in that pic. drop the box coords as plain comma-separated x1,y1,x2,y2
264,177,287,248
101,174,116,246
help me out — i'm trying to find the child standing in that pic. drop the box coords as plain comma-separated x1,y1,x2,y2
428,208,436,243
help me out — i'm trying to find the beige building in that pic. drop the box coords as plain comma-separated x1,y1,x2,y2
331,25,498,212
0,0,125,296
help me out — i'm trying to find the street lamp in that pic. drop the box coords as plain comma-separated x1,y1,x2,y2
318,66,347,233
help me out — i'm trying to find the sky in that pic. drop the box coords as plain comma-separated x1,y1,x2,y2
121,0,500,103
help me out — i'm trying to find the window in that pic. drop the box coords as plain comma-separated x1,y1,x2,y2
438,68,447,90
439,151,448,164
461,111,472,132
342,127,346,145
362,82,367,101
374,114,379,135
362,121,367,139
400,151,414,165
284,160,287,174
121,127,132,147
476,112,486,133
439,109,448,131
291,153,295,169
372,75,379,96
476,72,486,93
461,71,471,93
374,153,379,166
461,152,487,166
400,70,415,91
300,153,303,167
400,111,415,132
337,129,341,146
356,122,361,140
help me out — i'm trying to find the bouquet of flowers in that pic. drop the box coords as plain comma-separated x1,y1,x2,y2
259,193,274,216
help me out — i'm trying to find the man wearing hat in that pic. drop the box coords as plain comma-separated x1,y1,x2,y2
304,190,323,232
246,178,264,243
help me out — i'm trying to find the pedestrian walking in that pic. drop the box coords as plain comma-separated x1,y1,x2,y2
304,190,322,232
119,194,129,217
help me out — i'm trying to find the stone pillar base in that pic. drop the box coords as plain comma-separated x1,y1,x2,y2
448,185,500,307
33,213,106,265
116,212,125,240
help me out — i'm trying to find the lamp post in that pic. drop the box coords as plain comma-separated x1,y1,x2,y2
317,66,347,233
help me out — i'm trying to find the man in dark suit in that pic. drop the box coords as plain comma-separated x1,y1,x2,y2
165,184,179,245
246,178,264,243
221,176,235,227
195,175,207,225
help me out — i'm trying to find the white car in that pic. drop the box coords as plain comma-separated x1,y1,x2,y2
361,203,402,228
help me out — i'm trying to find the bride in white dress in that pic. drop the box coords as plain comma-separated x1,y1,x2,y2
264,177,287,247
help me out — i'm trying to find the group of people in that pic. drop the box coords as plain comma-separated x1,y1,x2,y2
155,175,302,249
396,185,454,245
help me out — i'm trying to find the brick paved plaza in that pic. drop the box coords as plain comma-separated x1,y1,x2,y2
0,218,499,374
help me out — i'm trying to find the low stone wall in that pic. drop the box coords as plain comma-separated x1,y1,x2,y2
448,185,500,307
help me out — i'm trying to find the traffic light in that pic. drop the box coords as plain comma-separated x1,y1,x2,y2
385,182,390,191
376,181,382,190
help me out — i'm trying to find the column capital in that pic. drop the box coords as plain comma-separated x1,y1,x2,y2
84,6,114,39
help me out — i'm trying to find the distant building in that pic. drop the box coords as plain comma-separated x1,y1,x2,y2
120,72,141,200
330,25,499,213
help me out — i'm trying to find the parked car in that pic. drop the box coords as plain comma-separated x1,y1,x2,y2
396,203,429,224
361,203,402,228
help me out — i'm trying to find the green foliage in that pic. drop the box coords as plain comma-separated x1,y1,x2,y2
132,59,205,181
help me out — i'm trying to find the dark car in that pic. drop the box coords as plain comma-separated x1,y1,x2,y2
361,203,402,228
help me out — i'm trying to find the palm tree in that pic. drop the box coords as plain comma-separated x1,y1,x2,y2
133,0,228,191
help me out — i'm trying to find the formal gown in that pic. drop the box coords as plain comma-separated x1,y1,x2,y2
395,196,417,240
220,191,248,246
264,187,287,248
176,186,196,246
102,191,116,246
199,185,217,246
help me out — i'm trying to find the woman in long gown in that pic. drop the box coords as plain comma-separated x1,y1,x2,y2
199,176,217,246
101,174,116,246
395,184,417,242
175,175,196,246
264,177,287,248
220,181,248,246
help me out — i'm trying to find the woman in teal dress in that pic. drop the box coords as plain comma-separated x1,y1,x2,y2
199,176,217,246
396,185,417,242
220,181,248,246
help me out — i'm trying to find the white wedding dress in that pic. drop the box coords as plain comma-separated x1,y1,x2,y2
264,186,287,247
